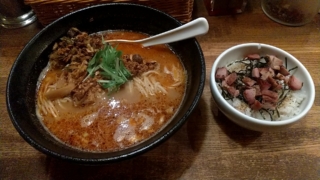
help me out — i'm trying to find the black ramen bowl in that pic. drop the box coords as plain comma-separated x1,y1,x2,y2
6,3,205,164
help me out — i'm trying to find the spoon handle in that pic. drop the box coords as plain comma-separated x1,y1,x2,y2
105,17,209,47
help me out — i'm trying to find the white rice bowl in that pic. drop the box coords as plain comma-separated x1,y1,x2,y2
210,43,315,132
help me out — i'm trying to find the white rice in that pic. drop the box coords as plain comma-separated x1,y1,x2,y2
217,84,306,121
217,59,306,121
275,90,306,120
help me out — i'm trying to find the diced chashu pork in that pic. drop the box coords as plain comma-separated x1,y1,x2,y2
288,75,303,90
215,68,240,97
246,53,261,60
215,67,228,80
251,55,302,91
266,55,283,70
221,72,240,97
242,77,256,86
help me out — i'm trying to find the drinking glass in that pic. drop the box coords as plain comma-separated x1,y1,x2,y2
0,0,37,28
261,0,320,26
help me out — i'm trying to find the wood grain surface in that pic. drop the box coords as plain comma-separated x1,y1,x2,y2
1,0,319,179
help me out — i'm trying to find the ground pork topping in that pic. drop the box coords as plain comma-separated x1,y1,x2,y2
46,28,158,107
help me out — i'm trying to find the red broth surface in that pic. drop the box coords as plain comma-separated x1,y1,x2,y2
36,31,186,152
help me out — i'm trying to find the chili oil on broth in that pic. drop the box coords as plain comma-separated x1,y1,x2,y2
36,30,186,152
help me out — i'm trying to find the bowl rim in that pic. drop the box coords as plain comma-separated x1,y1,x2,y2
6,3,206,163
210,43,315,126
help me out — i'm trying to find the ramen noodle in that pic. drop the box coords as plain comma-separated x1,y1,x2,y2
36,28,186,152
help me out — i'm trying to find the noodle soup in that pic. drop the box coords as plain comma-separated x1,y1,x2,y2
36,29,186,152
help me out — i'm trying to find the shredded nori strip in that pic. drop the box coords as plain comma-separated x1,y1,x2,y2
288,66,298,72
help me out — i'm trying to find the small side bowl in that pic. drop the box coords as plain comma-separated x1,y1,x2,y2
210,43,315,132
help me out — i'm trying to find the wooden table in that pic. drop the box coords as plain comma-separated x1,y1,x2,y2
1,0,319,179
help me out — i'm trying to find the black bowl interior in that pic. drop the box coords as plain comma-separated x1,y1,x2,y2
6,3,205,164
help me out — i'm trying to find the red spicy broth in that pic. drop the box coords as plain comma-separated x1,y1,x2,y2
36,30,186,152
